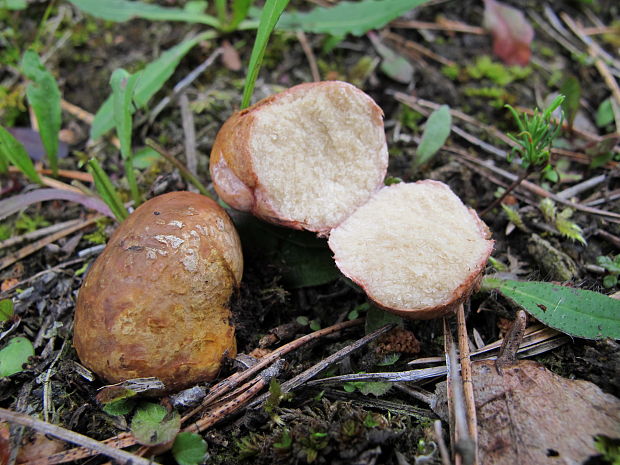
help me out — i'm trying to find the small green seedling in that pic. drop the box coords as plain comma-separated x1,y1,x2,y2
505,94,565,174
172,432,208,465
0,299,14,322
413,105,452,169
597,254,620,288
539,198,586,245
131,402,181,446
481,95,565,216
21,50,61,177
0,337,34,377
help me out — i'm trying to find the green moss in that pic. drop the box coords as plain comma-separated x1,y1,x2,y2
539,45,556,58
347,56,376,87
463,86,513,107
0,84,26,127
441,63,460,80
466,55,532,86
399,105,423,131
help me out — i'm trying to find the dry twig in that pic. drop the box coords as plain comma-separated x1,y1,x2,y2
179,92,199,193
43,318,364,465
0,408,151,465
296,30,321,82
0,216,102,272
456,305,478,465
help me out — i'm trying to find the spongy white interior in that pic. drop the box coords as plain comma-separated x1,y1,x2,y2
251,83,387,230
328,182,491,311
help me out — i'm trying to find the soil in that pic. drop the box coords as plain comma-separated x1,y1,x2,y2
1,1,619,464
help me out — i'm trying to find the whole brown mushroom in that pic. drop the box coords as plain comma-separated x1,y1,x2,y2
73,191,242,392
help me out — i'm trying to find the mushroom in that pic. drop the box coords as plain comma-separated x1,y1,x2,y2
210,82,493,319
73,191,242,391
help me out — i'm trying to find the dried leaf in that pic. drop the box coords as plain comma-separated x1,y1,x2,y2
0,188,114,221
221,40,242,71
482,0,534,66
16,433,64,463
7,128,68,161
0,422,8,465
472,360,620,464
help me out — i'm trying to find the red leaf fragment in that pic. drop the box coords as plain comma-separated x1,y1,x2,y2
483,0,534,66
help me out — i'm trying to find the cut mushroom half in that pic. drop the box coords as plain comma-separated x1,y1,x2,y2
210,81,388,235
328,181,494,319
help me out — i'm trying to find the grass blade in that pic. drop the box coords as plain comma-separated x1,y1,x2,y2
91,31,216,139
0,126,43,184
87,159,128,222
20,50,61,176
241,0,290,109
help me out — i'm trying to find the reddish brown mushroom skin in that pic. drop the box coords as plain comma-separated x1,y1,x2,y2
210,81,388,235
73,192,242,392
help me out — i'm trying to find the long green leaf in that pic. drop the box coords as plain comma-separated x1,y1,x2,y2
110,69,139,160
110,69,141,205
20,50,61,176
229,0,253,31
87,159,128,222
276,0,429,36
241,0,290,109
414,105,451,168
68,0,219,27
0,126,42,184
2,0,27,9
489,278,620,340
560,77,580,129
0,148,8,173
91,31,216,139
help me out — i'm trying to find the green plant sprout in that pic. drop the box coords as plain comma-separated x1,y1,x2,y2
539,198,586,245
596,254,620,288
480,94,565,217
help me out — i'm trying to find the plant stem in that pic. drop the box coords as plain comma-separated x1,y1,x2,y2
123,158,141,207
145,139,212,198
479,167,532,217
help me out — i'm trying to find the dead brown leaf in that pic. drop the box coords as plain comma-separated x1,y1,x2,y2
474,359,620,464
221,40,242,71
0,423,9,465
